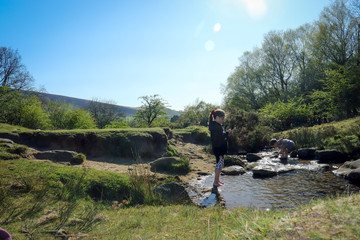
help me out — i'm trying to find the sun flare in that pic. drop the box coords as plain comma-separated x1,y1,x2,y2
243,0,267,19
214,23,221,32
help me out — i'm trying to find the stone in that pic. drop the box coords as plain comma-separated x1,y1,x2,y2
290,150,298,158
246,162,259,170
298,148,316,160
252,165,296,178
315,149,346,163
246,153,262,162
221,166,246,175
224,155,246,168
333,159,360,185
33,150,78,163
153,182,191,203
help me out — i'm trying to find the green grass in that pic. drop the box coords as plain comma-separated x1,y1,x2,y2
2,122,360,239
272,116,360,155
173,126,210,144
0,123,33,132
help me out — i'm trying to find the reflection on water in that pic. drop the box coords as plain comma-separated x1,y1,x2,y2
191,154,360,209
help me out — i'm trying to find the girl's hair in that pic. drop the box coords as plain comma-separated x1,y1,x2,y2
208,109,225,129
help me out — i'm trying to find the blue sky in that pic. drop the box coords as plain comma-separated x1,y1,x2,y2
1,0,331,111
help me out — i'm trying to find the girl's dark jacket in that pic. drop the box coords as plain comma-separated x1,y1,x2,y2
209,121,228,156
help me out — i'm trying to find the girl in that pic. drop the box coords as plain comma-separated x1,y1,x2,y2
209,109,232,187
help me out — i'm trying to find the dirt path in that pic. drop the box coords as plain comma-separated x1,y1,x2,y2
73,139,215,184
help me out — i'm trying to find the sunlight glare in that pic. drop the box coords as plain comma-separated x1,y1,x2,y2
214,23,221,32
244,0,267,19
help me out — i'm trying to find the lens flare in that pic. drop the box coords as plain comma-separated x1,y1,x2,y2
214,23,221,32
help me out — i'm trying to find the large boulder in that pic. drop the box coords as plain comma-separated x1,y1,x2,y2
224,155,246,168
221,166,246,176
315,149,346,163
252,165,296,178
298,148,316,160
246,153,262,162
153,183,191,203
333,159,360,185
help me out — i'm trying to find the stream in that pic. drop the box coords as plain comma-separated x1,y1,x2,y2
188,151,360,209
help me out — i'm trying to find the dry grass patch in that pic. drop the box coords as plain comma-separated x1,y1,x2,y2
269,194,360,239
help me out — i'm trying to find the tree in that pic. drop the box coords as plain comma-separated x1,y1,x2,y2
0,87,51,129
42,99,74,129
177,100,218,127
133,94,168,127
262,30,297,101
313,0,358,66
64,108,97,129
223,49,269,111
0,47,34,90
86,98,125,128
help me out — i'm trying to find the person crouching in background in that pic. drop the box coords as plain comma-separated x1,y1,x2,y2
269,138,295,159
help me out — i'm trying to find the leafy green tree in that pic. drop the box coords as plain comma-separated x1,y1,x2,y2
18,95,51,129
86,98,125,128
133,94,168,127
225,108,272,152
63,108,97,129
259,98,312,131
312,0,358,66
311,65,360,120
177,100,218,127
42,100,73,129
0,86,21,124
0,87,51,129
223,49,269,111
262,30,298,101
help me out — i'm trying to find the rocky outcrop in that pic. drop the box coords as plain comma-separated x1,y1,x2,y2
246,153,262,162
333,159,360,185
153,183,191,203
224,155,247,168
0,138,14,148
252,165,296,178
298,148,316,160
315,149,346,163
0,128,168,159
221,166,246,176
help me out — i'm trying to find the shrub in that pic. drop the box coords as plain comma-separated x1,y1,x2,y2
71,153,86,165
225,109,272,153
260,99,312,131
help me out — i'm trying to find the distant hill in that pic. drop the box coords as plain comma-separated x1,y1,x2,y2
38,92,182,117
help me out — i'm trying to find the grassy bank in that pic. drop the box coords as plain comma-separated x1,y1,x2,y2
0,124,168,159
1,149,360,239
272,116,360,156
1,122,360,239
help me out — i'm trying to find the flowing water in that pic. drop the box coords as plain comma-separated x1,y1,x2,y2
188,151,360,209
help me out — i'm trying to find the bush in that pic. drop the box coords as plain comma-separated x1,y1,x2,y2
225,109,272,153
260,99,312,131
71,153,86,165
